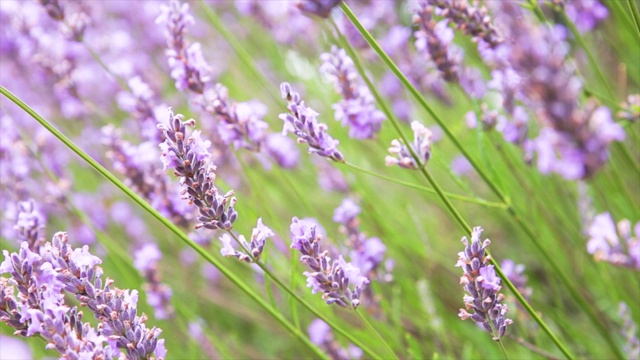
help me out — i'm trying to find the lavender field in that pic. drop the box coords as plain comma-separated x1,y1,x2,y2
0,0,638,359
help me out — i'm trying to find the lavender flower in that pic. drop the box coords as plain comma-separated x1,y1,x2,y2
586,213,639,269
563,0,609,33
500,259,532,301
414,2,462,82
308,318,362,360
289,217,368,308
133,243,174,320
296,0,342,18
264,133,300,169
385,121,433,169
219,218,274,262
156,0,210,93
426,0,502,48
456,226,512,340
320,46,385,139
618,94,640,122
279,82,344,162
1,232,166,359
314,157,349,192
39,0,89,41
13,200,45,252
618,302,640,360
194,83,269,151
158,108,238,231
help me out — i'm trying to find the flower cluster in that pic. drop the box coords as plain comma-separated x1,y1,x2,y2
426,0,502,48
279,82,344,162
158,108,238,231
320,46,385,139
456,226,512,340
194,83,269,151
290,217,369,308
586,212,639,269
134,243,174,320
219,218,274,262
414,1,462,82
296,0,342,18
500,259,532,302
13,200,45,252
308,319,362,360
563,0,609,33
1,232,166,359
385,121,433,169
38,0,89,41
618,302,640,360
156,0,210,93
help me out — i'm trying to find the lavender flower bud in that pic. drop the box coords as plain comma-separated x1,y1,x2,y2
564,0,609,33
156,0,210,93
13,200,45,252
385,121,433,169
426,0,502,48
158,108,238,231
133,244,174,320
296,0,342,18
586,213,639,269
456,227,513,340
290,217,368,309
279,82,345,162
308,319,362,360
219,218,274,263
320,46,385,139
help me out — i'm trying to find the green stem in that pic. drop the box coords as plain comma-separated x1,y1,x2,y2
338,4,578,359
627,0,640,37
0,85,328,360
344,162,507,209
355,309,398,360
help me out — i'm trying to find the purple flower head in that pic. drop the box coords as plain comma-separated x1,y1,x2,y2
426,0,502,48
157,1,210,93
134,243,162,273
158,108,238,231
457,226,512,340
586,213,639,269
279,82,345,162
218,219,274,262
289,217,368,309
386,121,433,169
320,46,385,139
308,318,362,359
13,200,45,252
264,133,300,169
333,198,361,226
296,0,341,18
564,0,608,33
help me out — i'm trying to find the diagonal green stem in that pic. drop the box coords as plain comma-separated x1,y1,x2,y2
627,0,640,37
344,162,507,209
355,309,398,360
0,85,328,360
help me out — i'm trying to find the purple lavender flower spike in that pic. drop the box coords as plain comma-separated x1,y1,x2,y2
279,82,345,162
618,302,640,360
563,0,609,33
264,133,300,169
156,0,210,94
134,243,174,320
586,213,639,269
158,108,238,231
386,121,433,169
296,0,342,18
456,226,513,340
414,2,462,82
426,0,502,48
13,200,45,252
308,318,362,360
320,46,385,139
290,217,368,309
218,218,274,263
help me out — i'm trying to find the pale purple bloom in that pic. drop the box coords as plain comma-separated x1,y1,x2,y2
619,302,640,359
586,213,639,269
0,335,32,359
308,318,362,360
426,0,502,48
279,82,344,162
218,218,274,262
290,217,368,309
264,133,300,169
386,121,433,169
314,157,349,192
618,94,640,122
134,243,162,273
501,259,532,302
451,155,473,176
564,0,608,33
333,198,361,225
296,0,341,18
158,108,238,231
456,226,512,340
320,46,385,139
